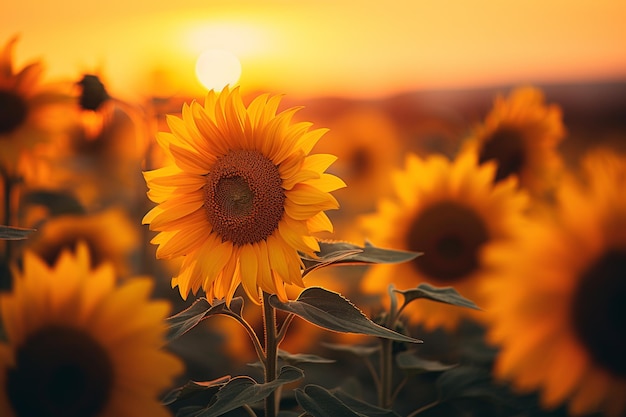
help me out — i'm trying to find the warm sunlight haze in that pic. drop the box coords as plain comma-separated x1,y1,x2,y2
3,0,626,99
195,49,242,91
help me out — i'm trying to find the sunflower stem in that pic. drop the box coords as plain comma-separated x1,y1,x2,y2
276,313,295,345
1,171,16,261
379,285,399,409
262,291,278,417
379,337,394,409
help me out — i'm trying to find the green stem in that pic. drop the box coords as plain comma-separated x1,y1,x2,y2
225,312,266,367
379,285,400,409
1,172,13,261
406,400,440,417
276,313,295,345
379,337,393,409
262,291,278,417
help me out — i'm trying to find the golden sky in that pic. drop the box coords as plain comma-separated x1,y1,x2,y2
4,0,626,99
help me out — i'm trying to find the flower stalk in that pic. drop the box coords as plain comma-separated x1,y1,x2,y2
262,291,279,417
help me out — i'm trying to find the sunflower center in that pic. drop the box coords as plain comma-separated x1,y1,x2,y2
0,90,29,135
204,149,285,246
351,146,372,177
38,239,103,270
478,127,526,182
77,74,110,111
6,325,114,417
571,249,626,377
407,201,489,283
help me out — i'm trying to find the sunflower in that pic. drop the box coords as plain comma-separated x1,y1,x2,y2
0,35,72,177
462,86,566,200
23,207,140,277
143,87,345,303
360,149,528,330
310,107,402,216
0,243,183,417
481,149,626,417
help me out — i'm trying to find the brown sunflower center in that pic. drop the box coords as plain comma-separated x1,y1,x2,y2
407,201,489,283
351,146,372,178
37,239,103,270
6,325,114,417
77,74,110,111
0,90,29,135
204,149,285,246
571,249,626,377
478,127,526,182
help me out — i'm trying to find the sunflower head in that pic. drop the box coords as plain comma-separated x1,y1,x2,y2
143,87,345,303
0,243,183,417
0,35,73,176
481,149,626,417
360,149,528,330
76,74,109,111
463,86,566,199
24,208,140,277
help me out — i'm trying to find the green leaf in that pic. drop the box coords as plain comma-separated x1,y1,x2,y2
21,189,85,216
436,365,494,401
395,351,457,375
193,366,304,417
0,225,36,240
162,376,231,405
321,342,380,357
396,283,480,312
301,240,421,277
296,385,400,417
269,287,422,344
331,389,401,417
277,350,336,365
167,297,244,341
247,350,335,370
295,384,362,417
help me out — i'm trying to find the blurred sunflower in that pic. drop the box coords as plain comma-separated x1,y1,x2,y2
481,150,626,417
143,87,345,303
0,35,72,177
0,243,183,417
462,86,566,200
23,207,140,277
311,107,402,217
360,149,528,330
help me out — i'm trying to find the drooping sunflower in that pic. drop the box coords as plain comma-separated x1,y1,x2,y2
0,35,72,176
143,87,345,303
0,243,183,417
360,149,528,330
481,149,626,417
462,86,566,200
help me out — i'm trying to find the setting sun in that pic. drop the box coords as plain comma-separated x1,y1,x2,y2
195,48,242,91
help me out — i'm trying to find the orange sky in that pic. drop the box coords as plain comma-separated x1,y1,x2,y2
4,0,626,100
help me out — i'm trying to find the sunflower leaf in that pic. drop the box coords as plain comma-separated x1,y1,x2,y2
21,189,85,216
295,384,400,417
436,365,495,401
301,240,421,277
167,297,245,341
269,287,422,344
321,342,380,357
162,375,231,405
191,366,304,417
395,351,458,375
331,388,401,417
0,225,37,240
295,385,361,417
396,283,480,311
247,350,335,370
